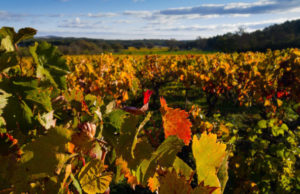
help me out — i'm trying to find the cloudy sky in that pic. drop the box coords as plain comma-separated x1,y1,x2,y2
1,0,300,39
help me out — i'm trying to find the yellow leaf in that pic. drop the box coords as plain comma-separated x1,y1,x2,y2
218,124,229,136
277,99,283,107
264,99,271,106
192,132,226,194
204,121,214,132
78,160,112,194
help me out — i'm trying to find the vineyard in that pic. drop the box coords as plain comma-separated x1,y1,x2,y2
0,27,299,194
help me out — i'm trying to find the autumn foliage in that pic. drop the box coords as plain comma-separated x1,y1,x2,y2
160,97,192,145
0,27,299,194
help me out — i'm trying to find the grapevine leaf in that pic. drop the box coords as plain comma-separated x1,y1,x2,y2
16,127,71,178
115,157,139,188
258,120,267,129
192,132,226,193
108,109,128,131
14,27,36,44
111,114,139,161
0,52,18,72
70,173,83,194
37,110,56,130
0,27,15,52
172,156,193,179
0,27,35,72
160,97,192,145
0,77,52,132
105,100,117,114
2,97,34,132
128,137,153,170
0,27,36,49
191,182,219,194
140,136,184,185
30,41,69,90
116,137,153,186
0,155,18,189
107,114,153,179
158,170,191,194
131,112,151,158
24,87,52,112
217,153,229,193
78,160,112,194
0,89,11,115
89,141,105,160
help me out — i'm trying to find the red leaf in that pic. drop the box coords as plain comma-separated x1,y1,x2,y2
143,90,153,105
123,90,152,115
160,97,192,145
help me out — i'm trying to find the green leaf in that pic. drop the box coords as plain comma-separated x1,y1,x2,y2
78,160,112,194
140,136,184,185
20,99,34,125
271,126,284,137
12,127,72,191
19,127,71,175
0,27,15,52
0,89,11,115
0,27,36,52
104,114,139,161
0,155,17,189
0,27,16,39
108,109,128,131
30,41,69,90
131,112,151,158
0,77,52,132
25,88,52,112
0,52,18,72
89,141,105,160
217,153,229,193
105,100,117,114
2,97,34,132
127,137,153,170
281,123,289,131
258,120,267,129
107,114,151,171
158,170,191,194
70,174,82,194
14,27,36,44
172,157,193,179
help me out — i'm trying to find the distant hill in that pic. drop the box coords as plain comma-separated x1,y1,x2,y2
201,19,300,52
20,19,300,54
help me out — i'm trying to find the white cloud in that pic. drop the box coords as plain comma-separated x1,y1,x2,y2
2,0,300,39
58,17,104,29
153,17,300,34
0,10,32,21
159,0,300,16
86,12,118,17
123,10,153,18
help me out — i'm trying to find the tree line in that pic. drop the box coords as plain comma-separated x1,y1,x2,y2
19,19,300,55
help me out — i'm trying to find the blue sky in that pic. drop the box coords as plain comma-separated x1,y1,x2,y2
1,0,299,39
